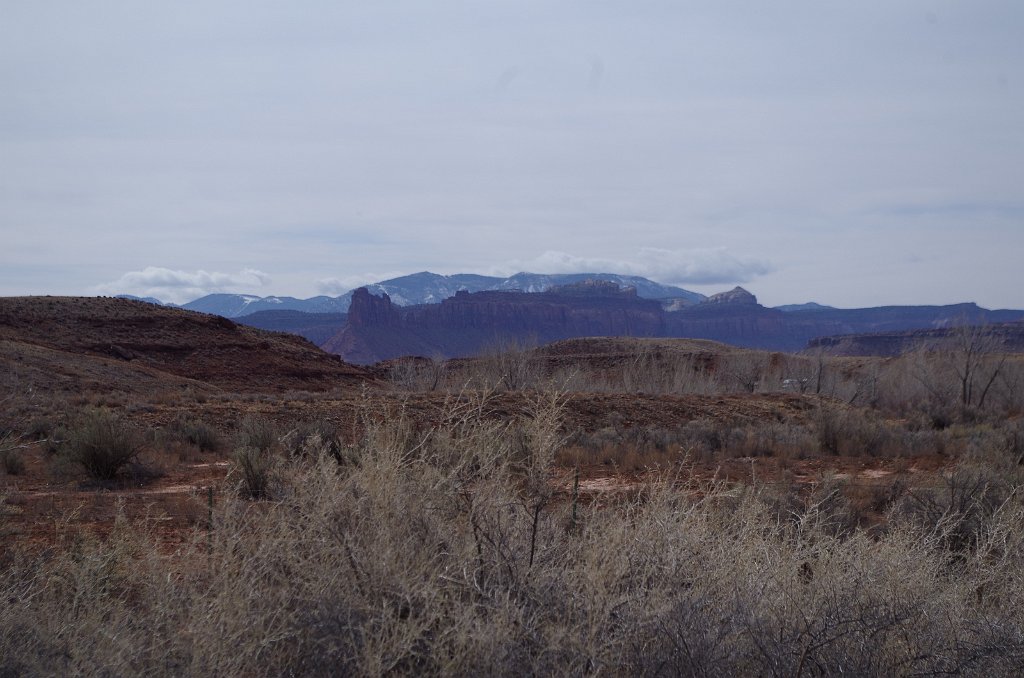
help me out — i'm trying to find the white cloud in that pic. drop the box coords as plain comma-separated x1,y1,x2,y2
316,276,369,295
95,267,271,304
316,270,408,295
493,248,773,286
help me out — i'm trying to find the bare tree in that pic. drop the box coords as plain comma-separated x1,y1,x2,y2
909,321,1009,418
621,342,657,393
723,352,767,393
387,354,448,392
949,322,1007,412
474,336,543,391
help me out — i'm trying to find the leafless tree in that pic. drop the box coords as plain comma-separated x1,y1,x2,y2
387,353,448,392
723,352,767,393
477,336,542,391
949,322,1007,412
909,321,1009,418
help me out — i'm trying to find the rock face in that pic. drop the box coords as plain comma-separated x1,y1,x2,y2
322,282,666,363
347,288,401,328
705,287,758,305
320,283,1024,364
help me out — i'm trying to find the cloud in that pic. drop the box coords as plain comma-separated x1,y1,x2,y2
494,248,773,286
95,267,270,304
316,270,408,295
316,276,371,296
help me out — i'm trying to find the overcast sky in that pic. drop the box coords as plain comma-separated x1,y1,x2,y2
2,1,1022,307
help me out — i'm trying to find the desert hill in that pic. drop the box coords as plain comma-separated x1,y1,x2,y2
234,310,347,346
808,321,1024,357
530,336,755,374
0,296,369,394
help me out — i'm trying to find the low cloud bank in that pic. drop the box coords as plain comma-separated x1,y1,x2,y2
495,248,773,286
96,267,270,304
316,271,408,296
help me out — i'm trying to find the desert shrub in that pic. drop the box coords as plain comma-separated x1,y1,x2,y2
4,449,1023,675
807,474,860,535
4,399,1024,675
230,417,280,501
927,404,957,430
236,416,277,453
231,417,283,498
566,417,824,467
1001,419,1024,465
25,417,52,440
282,419,343,461
470,337,544,391
814,404,899,456
388,356,448,392
678,419,729,455
232,446,276,499
169,416,222,452
43,425,68,455
892,463,1021,554
0,413,31,474
0,446,25,475
815,404,844,455
62,410,141,480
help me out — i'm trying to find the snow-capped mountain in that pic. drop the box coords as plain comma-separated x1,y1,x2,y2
174,272,705,318
181,294,347,317
334,272,705,310
500,273,705,303
115,294,173,306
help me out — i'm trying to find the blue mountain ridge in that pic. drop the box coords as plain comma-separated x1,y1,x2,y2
171,272,705,318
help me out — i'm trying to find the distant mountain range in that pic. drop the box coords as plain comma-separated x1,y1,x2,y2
323,283,1024,364
178,293,345,317
115,277,1024,364
123,272,707,318
775,302,835,312
347,271,706,309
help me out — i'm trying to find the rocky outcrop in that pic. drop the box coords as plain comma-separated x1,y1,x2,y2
323,283,666,363
347,287,401,327
705,286,758,305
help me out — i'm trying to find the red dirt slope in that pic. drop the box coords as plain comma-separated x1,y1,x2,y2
0,296,370,393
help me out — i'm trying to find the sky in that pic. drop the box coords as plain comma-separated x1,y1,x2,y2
1,1,1022,308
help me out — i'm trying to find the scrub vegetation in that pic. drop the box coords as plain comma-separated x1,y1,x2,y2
3,314,1024,675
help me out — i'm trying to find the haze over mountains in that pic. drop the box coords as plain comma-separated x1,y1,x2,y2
105,268,1024,365
128,271,708,318
324,282,1024,364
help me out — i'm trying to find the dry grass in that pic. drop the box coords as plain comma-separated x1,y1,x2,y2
397,337,1024,426
6,324,1024,674
167,416,223,453
3,397,1024,676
